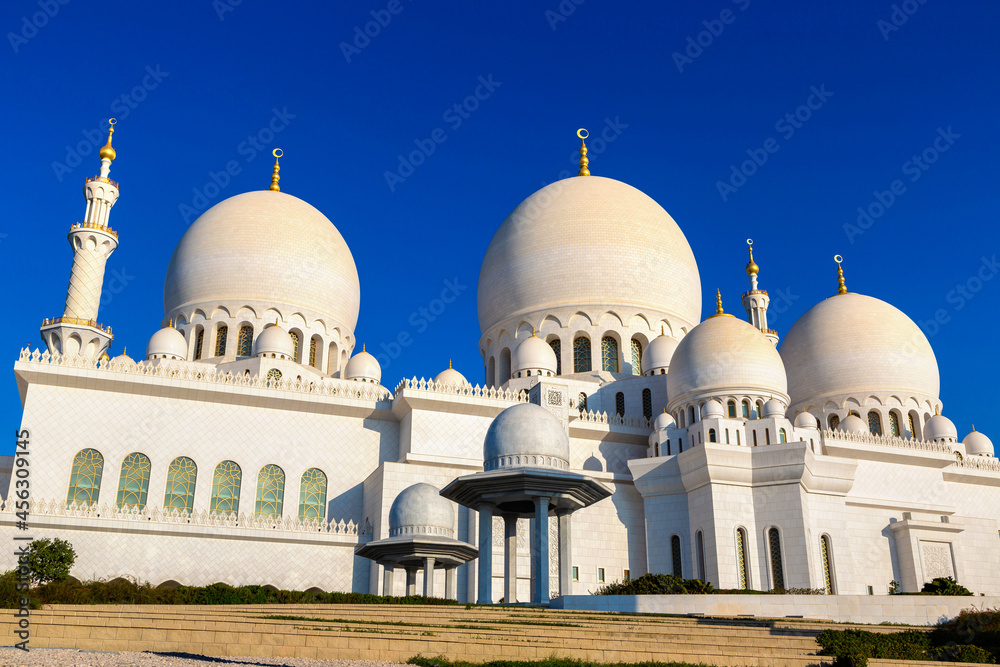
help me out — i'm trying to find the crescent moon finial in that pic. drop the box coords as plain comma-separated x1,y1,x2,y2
577,129,590,176
269,148,282,191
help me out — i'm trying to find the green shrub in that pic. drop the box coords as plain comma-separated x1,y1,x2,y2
816,628,931,665
920,576,972,596
931,644,994,663
19,538,75,585
932,607,1000,661
593,573,714,595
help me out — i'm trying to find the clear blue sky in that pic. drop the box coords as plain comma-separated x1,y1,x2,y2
2,0,998,442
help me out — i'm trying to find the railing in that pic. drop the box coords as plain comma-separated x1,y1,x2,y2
820,428,954,454
40,317,113,335
85,175,119,189
742,289,768,298
70,220,118,239
952,455,1000,472
576,409,652,430
393,376,528,403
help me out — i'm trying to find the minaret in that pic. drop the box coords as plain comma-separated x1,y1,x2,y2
741,239,779,346
40,119,121,359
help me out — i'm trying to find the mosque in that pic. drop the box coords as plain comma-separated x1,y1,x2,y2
3,122,998,604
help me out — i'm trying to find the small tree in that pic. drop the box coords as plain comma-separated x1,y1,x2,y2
921,576,972,596
20,538,75,586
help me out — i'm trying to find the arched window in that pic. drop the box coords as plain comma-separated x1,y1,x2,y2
696,530,707,581
255,464,285,517
671,535,683,578
499,347,511,383
768,527,785,590
601,336,619,373
829,414,840,430
725,430,730,444
677,412,684,428
298,468,328,520
214,325,228,357
67,448,104,506
116,452,151,509
889,411,901,437
631,339,642,375
742,400,750,418
727,400,737,418
820,535,834,594
678,437,683,452
908,412,919,439
765,429,771,445
266,368,282,385
688,406,696,424
779,428,787,443
868,410,883,436
642,389,652,419
578,392,588,412
756,400,765,419
573,336,591,373
163,457,197,513
709,429,717,443
289,331,300,363
487,357,496,387
210,461,242,514
549,339,562,375
308,336,318,368
615,392,625,417
752,431,758,447
194,329,204,360
736,431,741,446
237,325,253,357
736,528,749,590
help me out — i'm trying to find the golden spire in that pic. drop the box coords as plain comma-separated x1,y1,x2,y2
972,424,976,432
448,359,453,369
99,118,117,162
746,238,758,276
835,254,847,295
269,148,283,191
362,343,366,353
577,128,590,176
531,327,537,337
660,325,665,336
709,289,735,318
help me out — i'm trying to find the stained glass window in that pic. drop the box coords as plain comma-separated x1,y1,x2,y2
67,449,103,506
908,413,917,439
194,329,203,360
868,411,883,436
289,331,300,362
829,414,840,430
164,457,197,512
736,528,748,590
742,400,750,418
255,464,285,517
266,368,282,386
821,535,833,594
215,325,228,357
779,428,787,443
631,339,642,375
642,389,652,419
709,429,717,443
236,325,253,357
601,337,619,373
768,527,785,590
573,336,591,373
578,392,588,412
615,392,625,417
298,468,328,520
889,411,901,437
210,461,242,514
549,339,561,375
116,452,150,509
309,337,317,368
671,535,683,578
728,400,737,418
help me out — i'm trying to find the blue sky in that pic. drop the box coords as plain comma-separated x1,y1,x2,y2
2,0,998,441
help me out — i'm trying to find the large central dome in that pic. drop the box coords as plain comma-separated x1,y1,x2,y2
164,191,360,334
477,176,701,334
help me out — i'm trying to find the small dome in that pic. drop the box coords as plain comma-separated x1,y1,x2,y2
762,399,785,419
146,326,187,360
434,362,470,387
963,429,994,457
484,403,570,471
253,325,294,360
512,335,557,376
838,415,868,434
794,412,818,429
703,400,725,419
643,332,679,375
345,346,381,384
111,351,136,368
653,411,675,431
388,483,455,537
924,414,958,442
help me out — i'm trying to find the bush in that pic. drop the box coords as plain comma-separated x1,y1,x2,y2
932,607,1000,661
921,576,972,596
19,538,75,585
594,573,714,596
816,628,931,666
931,644,994,663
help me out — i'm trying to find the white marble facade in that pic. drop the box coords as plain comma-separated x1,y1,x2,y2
2,132,997,602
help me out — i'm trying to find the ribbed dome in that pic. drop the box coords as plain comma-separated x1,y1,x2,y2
643,332,679,375
253,325,294,359
924,414,957,442
781,293,939,410
484,403,570,471
477,176,701,334
146,327,187,360
388,483,454,537
164,191,360,336
667,315,787,410
838,414,868,434
512,335,557,375
345,347,381,384
963,429,994,457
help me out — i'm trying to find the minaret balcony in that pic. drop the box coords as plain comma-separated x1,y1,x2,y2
741,289,768,298
84,175,119,189
41,316,113,337
69,221,118,239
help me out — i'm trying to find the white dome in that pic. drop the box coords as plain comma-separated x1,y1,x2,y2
781,293,939,410
924,414,957,442
253,325,294,359
434,363,470,387
763,399,785,419
667,315,787,410
963,429,994,457
838,414,868,434
703,400,725,418
643,332,679,375
512,335,557,375
477,176,701,334
164,190,360,335
388,483,454,537
146,327,187,360
794,412,819,429
484,403,570,470
653,411,675,431
345,347,381,384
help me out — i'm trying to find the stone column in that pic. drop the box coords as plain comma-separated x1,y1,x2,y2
423,557,436,598
382,562,394,596
503,513,518,604
529,515,536,602
532,496,550,604
557,509,573,597
445,566,457,600
477,504,493,604
405,567,417,596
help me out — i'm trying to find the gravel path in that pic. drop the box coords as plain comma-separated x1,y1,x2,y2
0,648,414,667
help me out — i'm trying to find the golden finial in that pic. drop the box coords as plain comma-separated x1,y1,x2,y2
709,289,735,318
577,129,590,176
834,255,846,295
269,148,283,191
448,359,453,369
362,343,366,353
531,327,536,337
99,118,117,162
972,424,976,432
746,239,758,276
660,325,665,336
123,346,127,356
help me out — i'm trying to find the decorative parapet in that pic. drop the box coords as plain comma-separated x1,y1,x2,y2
820,428,953,454
576,408,652,430
70,220,118,239
40,317,113,336
85,175,120,189
952,455,1000,472
393,376,528,403
17,347,393,402
0,498,372,539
